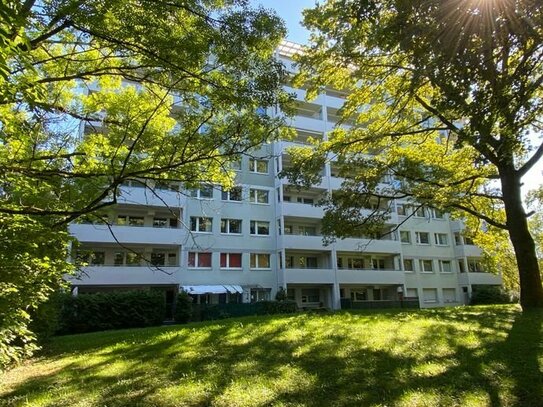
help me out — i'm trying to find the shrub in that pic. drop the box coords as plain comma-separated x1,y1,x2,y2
29,291,69,342
470,286,513,305
174,291,193,323
58,290,166,334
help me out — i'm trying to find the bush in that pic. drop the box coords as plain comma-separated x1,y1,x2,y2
470,286,513,305
29,291,69,342
174,291,193,323
58,290,166,334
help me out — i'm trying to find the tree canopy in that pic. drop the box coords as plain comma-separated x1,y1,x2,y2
0,0,290,367
289,0,543,308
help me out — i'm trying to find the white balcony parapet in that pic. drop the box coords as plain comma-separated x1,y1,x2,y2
70,224,187,245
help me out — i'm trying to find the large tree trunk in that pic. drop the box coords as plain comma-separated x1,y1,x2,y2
500,166,543,309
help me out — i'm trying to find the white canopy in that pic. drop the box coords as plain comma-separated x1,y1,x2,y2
181,285,243,295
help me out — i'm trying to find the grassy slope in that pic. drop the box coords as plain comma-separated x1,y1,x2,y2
1,305,542,407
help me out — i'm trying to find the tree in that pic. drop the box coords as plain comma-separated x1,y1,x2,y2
288,0,543,309
0,0,291,367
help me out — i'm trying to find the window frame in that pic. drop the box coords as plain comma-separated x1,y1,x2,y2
250,253,271,269
220,253,243,269
221,186,242,202
249,158,269,174
220,218,242,235
190,216,213,233
249,188,269,204
188,252,212,268
250,220,270,236
416,231,430,245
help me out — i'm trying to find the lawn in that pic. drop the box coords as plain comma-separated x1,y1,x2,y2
1,305,542,407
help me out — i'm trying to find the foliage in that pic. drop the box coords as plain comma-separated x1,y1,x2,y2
470,286,514,305
174,291,193,324
274,286,287,301
58,290,166,334
290,0,543,308
28,291,68,343
1,306,542,406
0,0,291,365
0,214,72,369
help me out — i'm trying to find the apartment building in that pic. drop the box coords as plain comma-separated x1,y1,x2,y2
67,41,502,310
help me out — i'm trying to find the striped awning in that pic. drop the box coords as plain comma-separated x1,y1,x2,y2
181,285,243,295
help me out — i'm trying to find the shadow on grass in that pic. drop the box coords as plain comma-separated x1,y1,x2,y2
1,306,541,406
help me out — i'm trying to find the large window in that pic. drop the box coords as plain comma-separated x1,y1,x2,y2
400,231,411,244
153,217,178,228
249,188,269,204
443,288,456,303
439,260,452,273
434,233,449,245
75,251,105,266
221,186,242,201
467,259,485,272
250,253,271,269
189,185,213,199
350,289,367,302
299,256,318,268
117,215,145,227
220,218,242,234
423,288,438,303
190,217,213,233
403,259,414,272
250,288,271,302
419,259,434,273
151,251,177,266
249,158,269,174
413,206,426,217
416,232,430,244
250,220,270,236
188,252,212,268
220,253,242,269
301,288,320,303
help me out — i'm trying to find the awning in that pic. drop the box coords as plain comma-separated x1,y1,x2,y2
181,285,243,295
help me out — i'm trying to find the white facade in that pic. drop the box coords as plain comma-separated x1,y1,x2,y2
67,42,502,309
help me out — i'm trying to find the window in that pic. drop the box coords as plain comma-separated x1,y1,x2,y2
419,259,434,272
403,259,414,272
454,232,462,245
443,288,456,303
299,225,317,236
400,231,411,244
439,260,452,273
127,252,142,266
249,158,269,174
351,289,367,302
151,251,177,266
301,288,320,303
406,288,418,298
413,206,426,217
347,258,364,269
250,253,271,269
190,217,212,233
464,236,475,245
434,233,449,245
284,224,293,234
416,232,430,244
189,185,213,199
153,218,168,228
297,197,314,204
432,208,444,219
188,252,212,268
467,259,484,272
250,288,271,302
249,188,269,204
397,205,406,216
220,218,242,234
287,289,296,301
75,251,105,266
250,220,270,236
114,252,124,266
299,256,318,268
117,215,145,227
221,186,242,201
220,253,242,269
423,288,438,303
458,260,466,273
372,259,385,270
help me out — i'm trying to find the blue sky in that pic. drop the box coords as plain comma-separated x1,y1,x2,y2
251,0,315,43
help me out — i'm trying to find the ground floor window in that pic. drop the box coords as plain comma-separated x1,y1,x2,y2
250,288,271,302
301,288,320,303
351,289,367,302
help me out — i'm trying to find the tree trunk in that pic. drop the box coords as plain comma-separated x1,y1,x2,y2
500,166,543,309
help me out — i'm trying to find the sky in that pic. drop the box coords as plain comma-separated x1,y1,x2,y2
250,0,543,196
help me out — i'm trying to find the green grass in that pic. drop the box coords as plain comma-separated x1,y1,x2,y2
1,305,542,407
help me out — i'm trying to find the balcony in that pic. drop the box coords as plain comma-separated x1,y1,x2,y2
281,234,327,250
458,272,503,286
70,224,186,245
334,238,401,254
284,268,335,284
337,268,405,285
281,202,325,218
454,245,483,258
117,185,186,208
68,266,181,286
